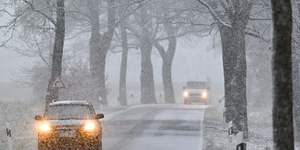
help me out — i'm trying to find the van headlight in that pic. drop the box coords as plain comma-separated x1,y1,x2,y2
201,92,207,98
184,92,189,97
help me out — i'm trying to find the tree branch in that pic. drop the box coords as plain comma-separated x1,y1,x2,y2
197,0,269,42
23,0,56,26
153,40,166,58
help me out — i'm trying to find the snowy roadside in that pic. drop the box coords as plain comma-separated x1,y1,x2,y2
202,105,300,150
0,101,129,150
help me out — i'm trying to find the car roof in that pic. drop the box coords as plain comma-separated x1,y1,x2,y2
49,100,91,106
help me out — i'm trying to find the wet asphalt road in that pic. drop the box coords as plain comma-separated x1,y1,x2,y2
101,104,208,150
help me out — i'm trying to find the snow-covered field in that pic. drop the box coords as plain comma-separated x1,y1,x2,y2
202,105,300,150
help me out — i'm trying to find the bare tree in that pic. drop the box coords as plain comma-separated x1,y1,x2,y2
117,1,130,106
230,0,252,139
138,1,157,104
152,2,178,104
118,22,129,106
45,0,65,108
140,0,195,104
197,0,252,138
271,0,294,149
16,0,66,108
125,1,158,104
87,0,116,106
0,0,75,108
114,0,145,106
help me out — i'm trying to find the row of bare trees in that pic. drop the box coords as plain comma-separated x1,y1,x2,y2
0,0,191,106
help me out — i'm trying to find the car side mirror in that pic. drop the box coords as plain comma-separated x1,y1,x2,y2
95,113,104,119
35,115,42,120
183,86,185,90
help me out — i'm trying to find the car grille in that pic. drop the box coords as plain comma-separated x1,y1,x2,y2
55,126,79,130
189,93,200,97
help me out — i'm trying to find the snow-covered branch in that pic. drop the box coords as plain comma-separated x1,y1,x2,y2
196,0,269,42
23,0,56,26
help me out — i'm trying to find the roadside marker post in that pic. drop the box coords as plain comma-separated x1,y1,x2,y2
236,131,246,150
228,121,233,135
226,122,247,150
227,121,234,149
6,122,12,150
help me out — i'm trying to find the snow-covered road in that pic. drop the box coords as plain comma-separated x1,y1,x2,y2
102,104,208,150
12,104,207,150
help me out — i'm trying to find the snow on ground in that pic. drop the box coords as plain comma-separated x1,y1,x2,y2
202,105,300,150
1,95,300,150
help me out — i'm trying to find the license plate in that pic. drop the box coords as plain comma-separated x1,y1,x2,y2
58,131,76,137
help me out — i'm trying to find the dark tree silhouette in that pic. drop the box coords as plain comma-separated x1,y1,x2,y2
271,0,294,149
45,0,65,108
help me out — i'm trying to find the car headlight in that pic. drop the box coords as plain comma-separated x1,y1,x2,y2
184,92,189,97
40,124,51,131
84,123,95,130
202,92,207,98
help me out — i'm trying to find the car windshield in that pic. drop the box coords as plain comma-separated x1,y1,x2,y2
44,105,93,120
186,82,206,89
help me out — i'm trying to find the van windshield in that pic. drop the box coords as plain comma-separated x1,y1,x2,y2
186,81,206,89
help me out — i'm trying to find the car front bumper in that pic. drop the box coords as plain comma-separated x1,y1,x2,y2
38,130,101,149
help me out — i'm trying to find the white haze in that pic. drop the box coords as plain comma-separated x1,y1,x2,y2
0,35,224,105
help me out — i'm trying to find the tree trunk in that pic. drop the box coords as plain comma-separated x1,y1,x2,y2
198,0,251,138
271,0,294,149
88,0,115,107
226,1,252,139
293,3,300,141
46,0,65,108
292,44,300,141
139,3,157,104
140,41,157,104
232,15,248,139
218,25,236,123
119,20,128,106
162,18,176,104
98,0,115,106
162,58,175,103
88,0,102,106
153,16,176,104
153,38,176,104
